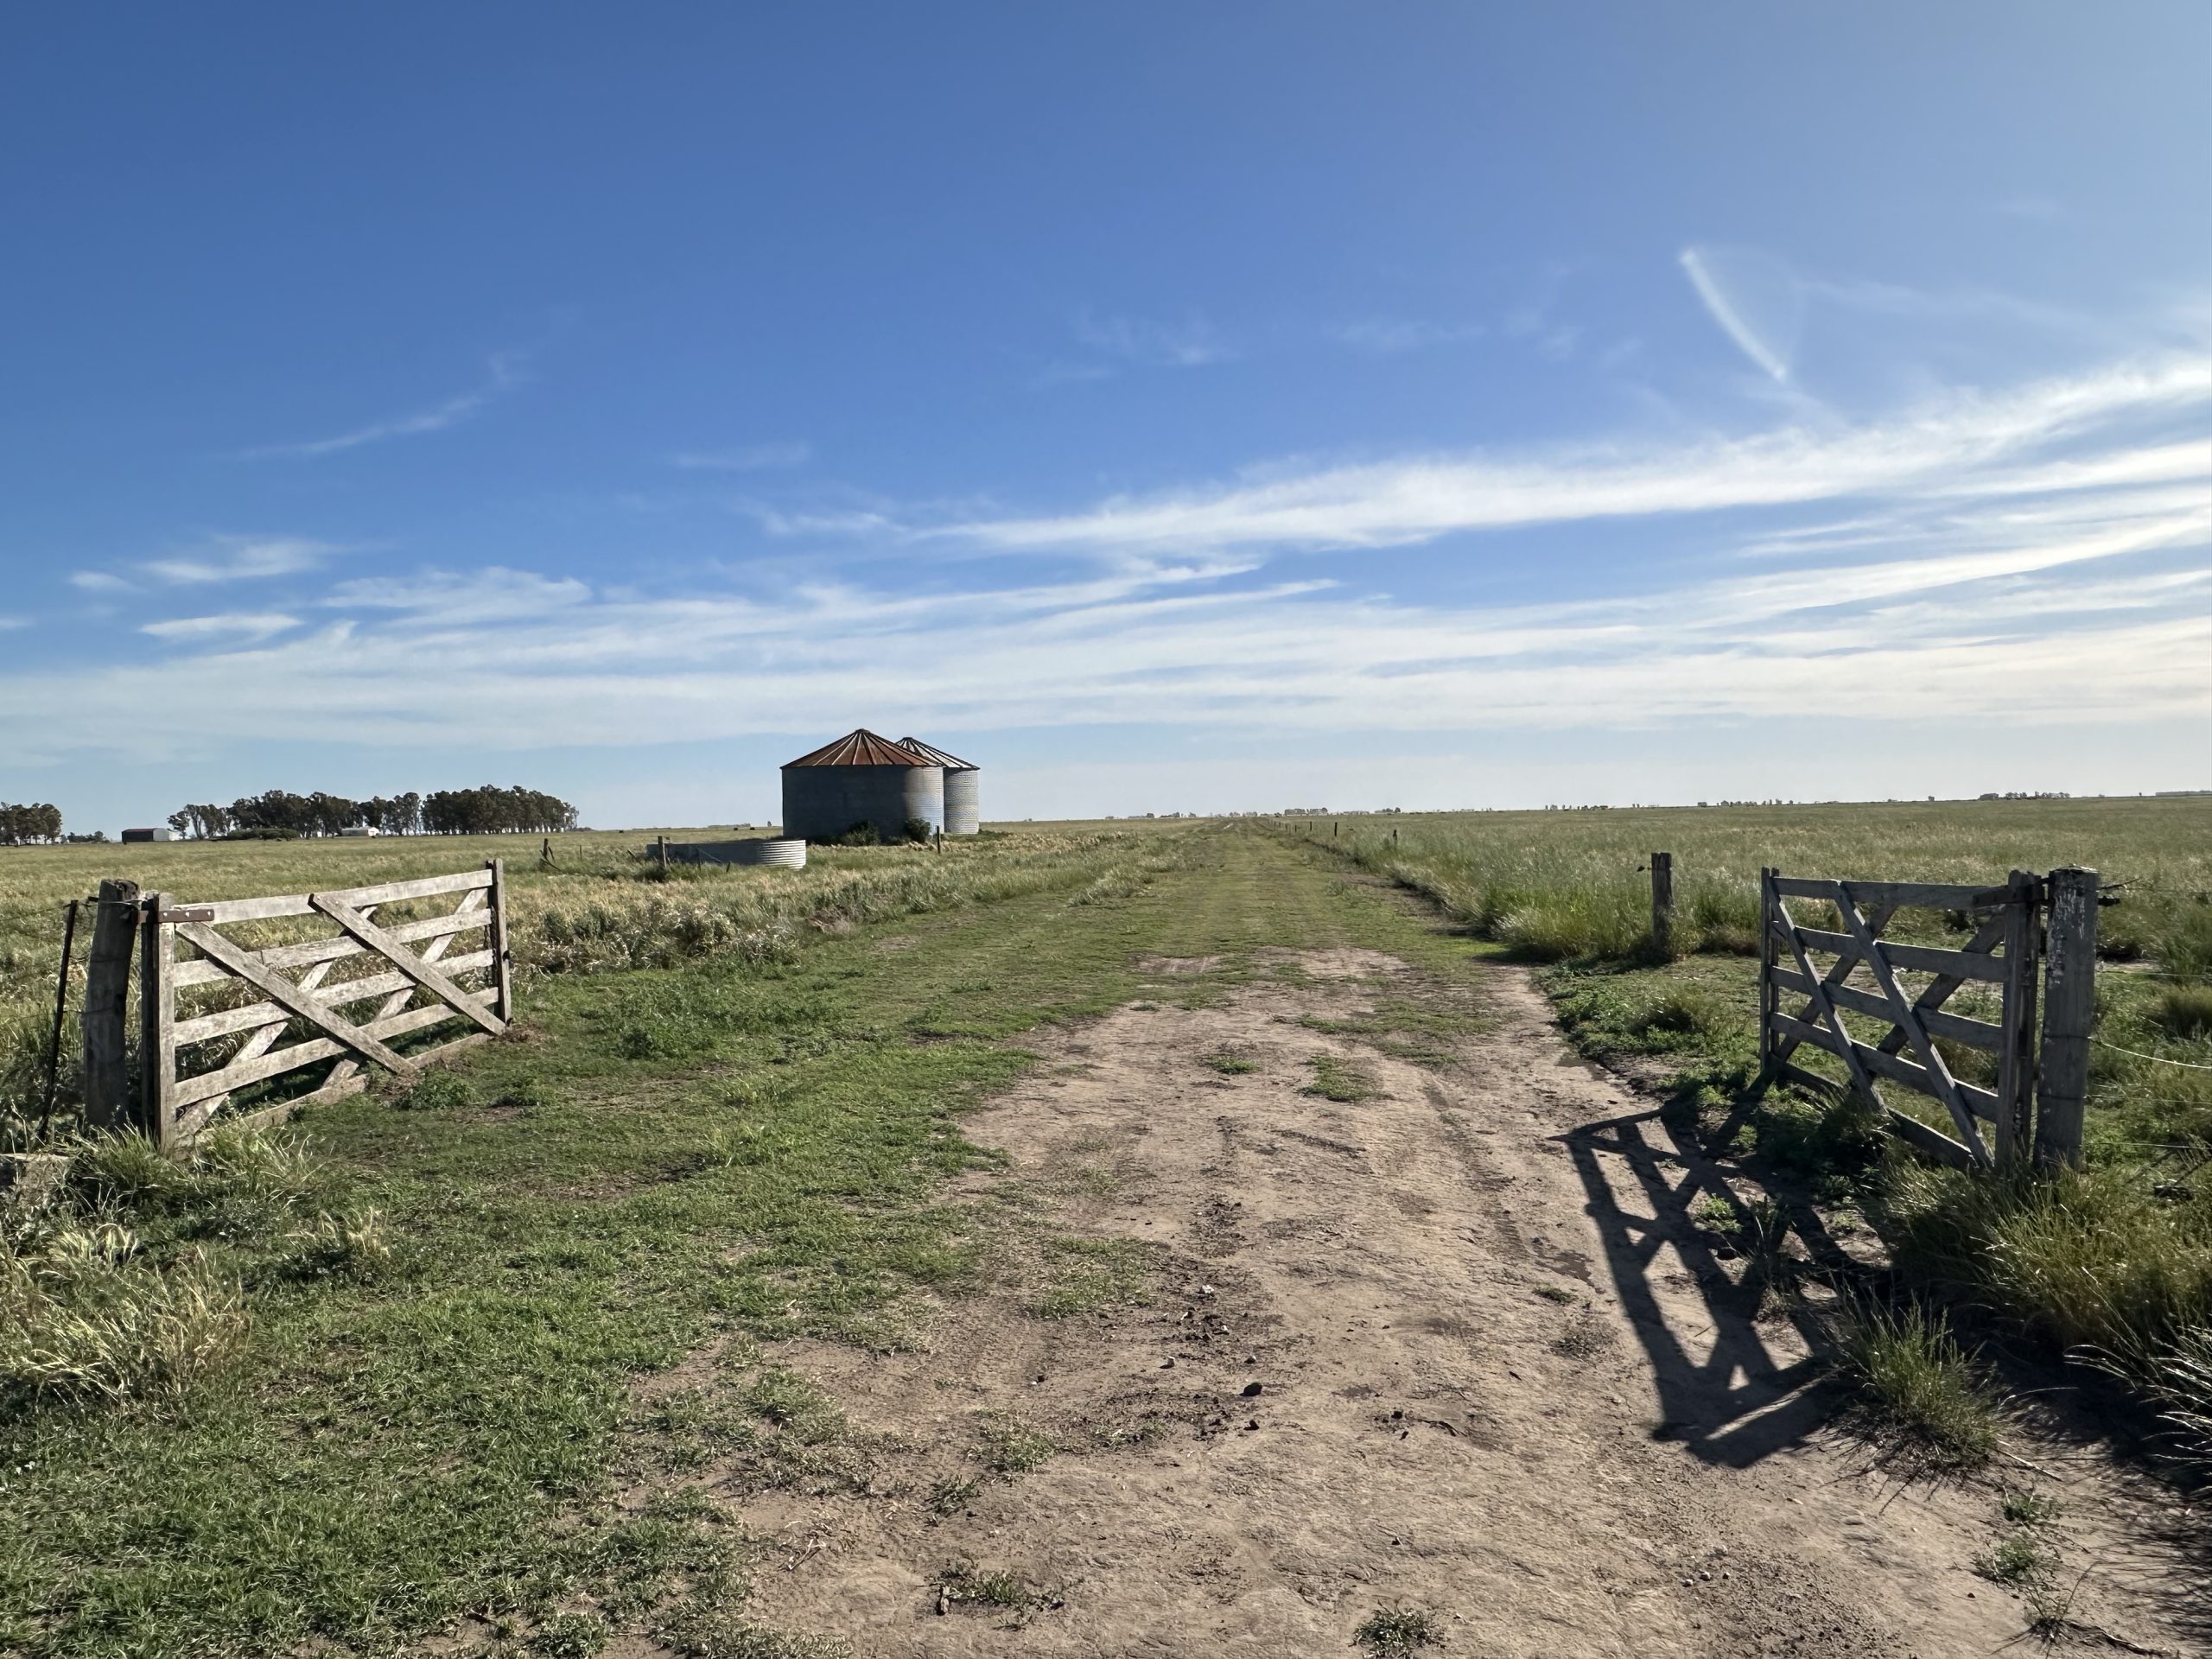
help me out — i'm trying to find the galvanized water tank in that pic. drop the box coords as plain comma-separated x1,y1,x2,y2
899,738,980,835
664,837,807,868
780,729,944,842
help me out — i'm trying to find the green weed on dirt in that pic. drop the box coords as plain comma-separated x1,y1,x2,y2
1828,1291,2003,1470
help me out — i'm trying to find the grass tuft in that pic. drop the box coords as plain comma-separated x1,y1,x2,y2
1354,1605,1440,1656
0,1224,245,1408
1306,1054,1379,1103
1827,1291,2000,1468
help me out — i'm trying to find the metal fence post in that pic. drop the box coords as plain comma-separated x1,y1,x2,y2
79,879,139,1130
2035,866,2098,1169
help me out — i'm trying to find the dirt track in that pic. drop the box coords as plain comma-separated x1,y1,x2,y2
724,948,2190,1657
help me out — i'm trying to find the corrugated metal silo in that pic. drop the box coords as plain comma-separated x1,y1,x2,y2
899,738,980,835
779,729,944,842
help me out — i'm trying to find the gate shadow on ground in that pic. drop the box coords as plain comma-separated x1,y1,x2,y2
1563,1090,1857,1470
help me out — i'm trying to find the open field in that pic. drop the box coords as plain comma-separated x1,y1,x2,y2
2,811,2207,1656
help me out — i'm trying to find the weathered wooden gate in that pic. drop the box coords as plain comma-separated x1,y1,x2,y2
84,862,512,1147
1758,867,2097,1170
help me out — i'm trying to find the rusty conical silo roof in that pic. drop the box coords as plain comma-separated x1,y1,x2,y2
782,728,937,768
897,737,976,771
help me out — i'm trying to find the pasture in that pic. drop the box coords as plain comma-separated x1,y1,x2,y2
1,804,2206,1656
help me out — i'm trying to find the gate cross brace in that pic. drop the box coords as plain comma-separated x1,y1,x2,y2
1829,883,1986,1158
309,893,508,1038
172,920,417,1078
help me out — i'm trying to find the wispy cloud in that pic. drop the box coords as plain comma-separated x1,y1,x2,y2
239,352,525,460
13,320,2207,772
140,537,338,585
670,442,813,472
1336,318,1487,353
140,613,299,643
0,615,28,631
69,570,136,594
1071,311,1228,369
1681,245,1803,382
934,354,2209,556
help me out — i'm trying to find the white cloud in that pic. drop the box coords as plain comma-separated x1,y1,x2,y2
12,329,2207,779
935,354,2209,556
239,352,524,460
1681,245,1804,382
324,568,593,623
140,613,299,643
1071,311,1227,369
0,615,27,631
69,571,135,594
140,537,337,585
670,442,813,472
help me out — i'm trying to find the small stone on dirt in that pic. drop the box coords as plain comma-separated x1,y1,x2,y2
1241,1381,1263,1396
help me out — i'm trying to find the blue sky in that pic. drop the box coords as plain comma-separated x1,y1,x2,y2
3,3,2207,830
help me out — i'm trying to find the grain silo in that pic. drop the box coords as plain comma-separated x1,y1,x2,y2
779,729,944,843
898,738,980,835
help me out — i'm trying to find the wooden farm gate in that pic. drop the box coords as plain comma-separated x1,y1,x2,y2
1758,867,2097,1171
82,862,512,1147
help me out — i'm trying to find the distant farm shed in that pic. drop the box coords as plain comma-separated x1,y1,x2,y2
898,738,980,835
780,728,943,842
121,828,174,842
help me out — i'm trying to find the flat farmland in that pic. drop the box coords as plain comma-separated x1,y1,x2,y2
0,810,2205,1656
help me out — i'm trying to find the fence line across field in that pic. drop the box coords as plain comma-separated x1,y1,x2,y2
80,861,514,1148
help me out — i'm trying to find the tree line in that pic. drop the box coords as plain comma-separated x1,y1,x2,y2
168,785,579,839
0,803,64,845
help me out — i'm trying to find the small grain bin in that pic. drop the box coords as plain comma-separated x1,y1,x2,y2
780,729,944,843
898,738,980,835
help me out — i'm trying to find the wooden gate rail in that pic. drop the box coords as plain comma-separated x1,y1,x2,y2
1759,868,2075,1171
85,861,512,1147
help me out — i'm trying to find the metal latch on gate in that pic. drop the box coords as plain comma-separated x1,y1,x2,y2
156,906,216,925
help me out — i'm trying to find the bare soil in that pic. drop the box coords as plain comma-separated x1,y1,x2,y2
711,951,2196,1656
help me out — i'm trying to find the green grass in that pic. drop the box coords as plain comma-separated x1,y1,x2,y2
1306,1053,1380,1103
1204,1050,1259,1075
1975,1529,2057,1589
939,1560,1039,1612
1354,1605,1441,1656
1828,1292,2002,1470
0,827,1217,1656
0,822,1192,1135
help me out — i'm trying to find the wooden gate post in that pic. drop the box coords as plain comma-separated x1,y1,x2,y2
138,893,176,1147
1757,868,1777,1078
1649,852,1675,957
1994,869,2042,1169
487,859,514,1026
79,879,139,1129
2035,866,2098,1169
